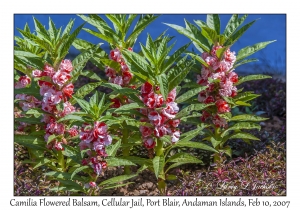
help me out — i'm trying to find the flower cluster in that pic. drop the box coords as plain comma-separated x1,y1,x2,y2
14,75,31,89
32,60,78,150
139,82,180,149
105,48,134,87
105,48,135,108
197,45,238,128
79,121,111,176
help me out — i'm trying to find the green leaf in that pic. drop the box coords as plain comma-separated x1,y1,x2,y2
228,132,260,140
236,40,276,61
45,171,85,181
56,180,84,192
229,114,268,122
163,42,191,73
99,174,137,186
80,70,102,81
71,166,89,180
33,17,51,42
186,52,208,67
176,86,206,103
233,58,259,69
216,46,229,60
114,103,142,112
224,19,257,46
223,14,247,38
121,156,152,167
176,103,214,118
234,91,260,102
71,44,101,82
221,122,261,138
235,74,272,86
14,135,46,150
201,26,218,43
70,82,102,104
72,97,90,113
126,15,159,46
106,140,121,157
153,155,165,179
106,157,136,167
14,117,43,124
57,114,85,123
167,58,194,92
179,125,207,142
33,158,51,169
157,73,169,100
140,43,156,65
103,182,135,190
105,14,124,34
209,136,221,148
235,101,251,106
206,14,220,34
220,146,232,157
166,152,202,164
174,141,217,153
46,134,57,145
164,23,210,52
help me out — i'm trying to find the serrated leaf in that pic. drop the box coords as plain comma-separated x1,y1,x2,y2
235,74,272,86
224,14,247,38
176,103,214,118
80,70,102,81
236,40,276,62
164,23,210,52
72,97,90,113
235,101,251,106
174,141,217,153
114,103,142,112
166,152,202,164
15,117,43,124
220,146,232,157
45,171,85,181
176,86,206,103
228,132,260,140
201,26,218,43
46,134,57,145
106,157,136,167
33,158,51,169
224,19,257,46
157,74,169,100
71,166,89,180
153,155,165,179
221,122,261,138
229,114,268,122
70,82,102,104
57,114,85,123
179,126,207,142
103,182,135,190
99,174,137,186
106,140,121,157
206,14,220,34
216,46,229,60
233,58,259,69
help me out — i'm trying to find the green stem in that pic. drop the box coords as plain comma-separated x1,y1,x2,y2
122,123,131,175
155,139,164,156
213,127,221,164
57,150,65,172
158,179,166,195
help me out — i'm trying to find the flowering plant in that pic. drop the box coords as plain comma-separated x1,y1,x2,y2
14,14,276,195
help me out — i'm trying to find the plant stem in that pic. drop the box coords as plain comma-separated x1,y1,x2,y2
158,179,166,195
213,127,221,164
155,139,164,156
57,150,65,172
122,123,131,175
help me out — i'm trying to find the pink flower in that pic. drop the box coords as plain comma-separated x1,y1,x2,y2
224,49,236,64
205,56,219,70
148,111,162,126
89,182,97,188
143,137,156,149
59,101,75,117
59,59,73,73
54,142,64,151
68,126,79,137
15,75,31,89
167,88,177,103
198,91,207,102
141,82,153,96
62,83,74,98
105,66,116,78
93,122,108,139
110,76,123,86
215,99,230,113
120,62,129,72
43,64,55,77
203,96,215,104
162,102,179,119
228,72,238,83
38,80,54,96
154,126,168,137
211,45,223,57
102,135,112,146
169,119,180,127
109,48,122,62
52,70,71,87
171,130,180,143
92,163,102,175
32,70,43,77
213,115,228,128
140,126,153,137
42,89,63,106
201,111,211,122
110,98,121,108
122,71,133,84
